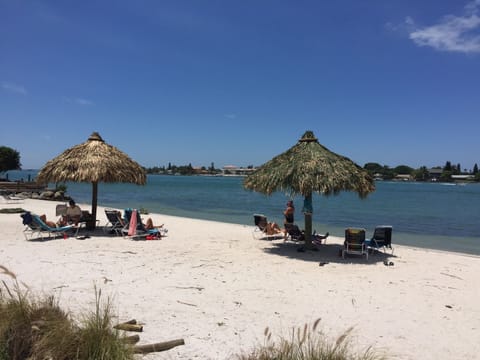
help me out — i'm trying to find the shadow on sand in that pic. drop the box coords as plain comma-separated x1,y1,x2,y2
262,240,396,265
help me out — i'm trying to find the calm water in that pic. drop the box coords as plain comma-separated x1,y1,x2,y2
6,170,480,255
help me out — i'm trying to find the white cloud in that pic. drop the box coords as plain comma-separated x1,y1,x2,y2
408,1,480,53
224,113,237,120
74,98,94,106
63,97,94,106
1,82,27,95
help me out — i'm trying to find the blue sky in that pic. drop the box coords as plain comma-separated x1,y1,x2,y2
1,0,479,171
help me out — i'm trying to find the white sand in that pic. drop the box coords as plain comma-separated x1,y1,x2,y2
1,198,480,360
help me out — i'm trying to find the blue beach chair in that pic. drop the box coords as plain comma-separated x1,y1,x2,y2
21,211,73,240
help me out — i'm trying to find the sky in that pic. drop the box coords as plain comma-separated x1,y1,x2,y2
1,0,479,171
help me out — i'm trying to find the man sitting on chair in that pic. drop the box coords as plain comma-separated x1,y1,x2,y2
60,199,82,226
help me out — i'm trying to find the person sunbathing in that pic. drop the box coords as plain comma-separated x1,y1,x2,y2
265,221,282,235
39,214,57,228
145,218,164,231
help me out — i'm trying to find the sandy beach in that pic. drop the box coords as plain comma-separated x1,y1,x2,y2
1,198,479,359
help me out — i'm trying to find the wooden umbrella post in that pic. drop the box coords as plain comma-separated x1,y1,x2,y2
89,181,98,230
304,193,313,248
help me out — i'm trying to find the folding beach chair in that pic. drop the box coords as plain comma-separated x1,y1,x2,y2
368,225,394,254
284,223,304,242
342,228,368,260
252,214,284,240
104,209,126,236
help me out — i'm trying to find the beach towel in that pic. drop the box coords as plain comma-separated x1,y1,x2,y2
21,211,33,225
128,209,138,236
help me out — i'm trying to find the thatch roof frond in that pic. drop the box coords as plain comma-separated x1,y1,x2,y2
37,132,146,185
243,131,374,198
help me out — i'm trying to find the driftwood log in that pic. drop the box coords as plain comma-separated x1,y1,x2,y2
133,339,185,354
114,319,143,332
114,323,143,332
122,334,140,345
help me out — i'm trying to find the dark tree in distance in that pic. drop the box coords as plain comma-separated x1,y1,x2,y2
0,146,21,173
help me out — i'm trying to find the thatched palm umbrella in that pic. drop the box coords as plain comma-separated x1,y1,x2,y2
37,132,146,229
243,130,375,249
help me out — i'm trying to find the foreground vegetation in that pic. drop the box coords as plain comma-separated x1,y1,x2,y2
1,265,387,360
0,266,133,360
236,320,386,360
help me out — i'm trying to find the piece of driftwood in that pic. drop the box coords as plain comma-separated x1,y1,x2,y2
113,323,143,332
122,334,140,344
120,319,138,325
133,339,185,354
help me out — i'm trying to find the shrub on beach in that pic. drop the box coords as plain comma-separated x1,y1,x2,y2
0,266,133,360
235,319,386,360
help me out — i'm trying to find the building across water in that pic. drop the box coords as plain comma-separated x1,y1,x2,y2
221,165,256,176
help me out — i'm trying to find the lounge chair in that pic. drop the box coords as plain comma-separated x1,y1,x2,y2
104,209,126,236
56,204,68,217
342,228,368,260
252,214,284,240
312,231,329,246
367,225,394,254
284,223,304,242
122,208,167,239
21,211,73,240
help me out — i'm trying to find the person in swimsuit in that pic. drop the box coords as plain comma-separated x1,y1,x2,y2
283,200,295,239
283,200,294,225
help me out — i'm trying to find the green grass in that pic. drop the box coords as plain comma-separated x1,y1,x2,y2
0,208,25,214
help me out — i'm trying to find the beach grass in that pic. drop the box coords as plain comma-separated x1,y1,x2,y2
236,319,386,360
0,266,133,360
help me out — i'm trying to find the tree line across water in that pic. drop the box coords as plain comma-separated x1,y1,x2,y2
1,145,479,182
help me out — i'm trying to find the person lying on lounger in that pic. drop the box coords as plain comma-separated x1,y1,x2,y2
265,221,283,235
39,214,57,228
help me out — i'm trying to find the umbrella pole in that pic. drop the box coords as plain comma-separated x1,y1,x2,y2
304,193,313,249
91,181,98,230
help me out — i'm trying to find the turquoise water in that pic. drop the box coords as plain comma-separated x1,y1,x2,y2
5,170,480,255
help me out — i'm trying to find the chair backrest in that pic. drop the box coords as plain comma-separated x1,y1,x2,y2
345,228,366,244
105,209,123,224
253,214,267,231
21,211,33,225
285,223,302,236
285,223,304,240
80,210,92,222
124,208,133,223
372,226,393,246
135,210,147,231
56,204,68,216
124,208,146,232
21,211,42,231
